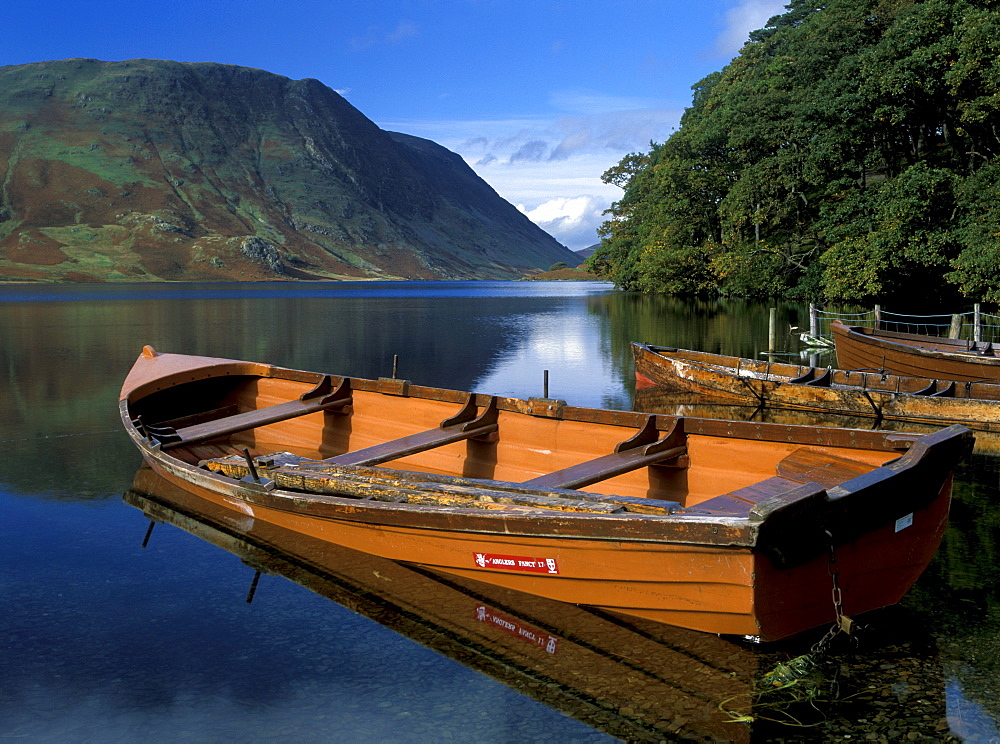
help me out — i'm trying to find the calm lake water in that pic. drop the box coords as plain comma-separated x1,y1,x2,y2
1,281,998,742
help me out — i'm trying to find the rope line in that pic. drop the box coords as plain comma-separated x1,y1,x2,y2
0,429,120,445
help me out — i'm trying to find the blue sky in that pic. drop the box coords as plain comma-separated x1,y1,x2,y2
3,0,787,250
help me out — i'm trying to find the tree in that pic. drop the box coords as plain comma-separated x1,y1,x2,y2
590,0,1000,305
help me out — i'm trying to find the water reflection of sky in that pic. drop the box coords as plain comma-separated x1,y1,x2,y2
947,676,1000,742
472,307,629,411
1,492,613,743
0,280,616,303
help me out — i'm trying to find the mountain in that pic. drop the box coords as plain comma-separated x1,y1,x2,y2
0,58,577,282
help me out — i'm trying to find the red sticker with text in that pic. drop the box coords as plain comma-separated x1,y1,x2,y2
475,605,559,654
473,552,560,574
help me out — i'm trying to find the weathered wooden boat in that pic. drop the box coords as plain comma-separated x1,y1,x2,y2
119,345,973,641
831,319,1000,382
632,341,1000,431
125,465,760,743
633,387,1000,457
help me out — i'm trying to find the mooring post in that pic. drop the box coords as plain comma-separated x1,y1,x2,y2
392,354,399,379
246,570,262,604
768,307,777,353
949,314,962,339
809,303,819,337
975,304,982,343
543,369,549,399
874,304,882,331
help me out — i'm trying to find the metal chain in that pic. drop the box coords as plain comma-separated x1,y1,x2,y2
810,529,852,656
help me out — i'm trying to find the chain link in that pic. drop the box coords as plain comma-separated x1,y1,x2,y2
811,529,852,656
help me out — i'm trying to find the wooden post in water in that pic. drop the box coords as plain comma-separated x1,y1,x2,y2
949,314,963,339
768,307,777,354
809,303,819,337
975,304,982,343
874,304,882,331
392,354,399,379
543,369,549,399
246,570,262,604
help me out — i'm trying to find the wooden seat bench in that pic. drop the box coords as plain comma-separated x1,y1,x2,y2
694,476,805,513
145,376,353,450
775,447,878,488
521,416,687,490
692,448,878,513
324,395,499,467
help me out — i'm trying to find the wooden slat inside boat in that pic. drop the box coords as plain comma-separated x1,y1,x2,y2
631,340,1000,430
831,319,1000,381
119,345,974,641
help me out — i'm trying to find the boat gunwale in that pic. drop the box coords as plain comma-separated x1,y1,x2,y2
831,320,1000,366
122,349,928,450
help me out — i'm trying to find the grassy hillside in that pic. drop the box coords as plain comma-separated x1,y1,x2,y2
0,59,576,282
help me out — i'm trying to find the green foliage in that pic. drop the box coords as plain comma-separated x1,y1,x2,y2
593,0,1000,304
548,262,568,271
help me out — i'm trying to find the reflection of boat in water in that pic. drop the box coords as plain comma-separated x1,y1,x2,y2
633,387,1000,457
124,466,761,743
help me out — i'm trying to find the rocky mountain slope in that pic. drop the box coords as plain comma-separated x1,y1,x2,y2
0,58,577,282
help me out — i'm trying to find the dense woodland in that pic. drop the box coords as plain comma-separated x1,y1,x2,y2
588,0,1000,305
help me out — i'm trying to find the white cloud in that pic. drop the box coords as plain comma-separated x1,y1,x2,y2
509,139,549,163
381,91,683,250
518,196,607,251
714,1,788,56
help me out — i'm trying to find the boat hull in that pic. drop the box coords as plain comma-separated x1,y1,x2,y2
139,449,951,641
832,320,1000,382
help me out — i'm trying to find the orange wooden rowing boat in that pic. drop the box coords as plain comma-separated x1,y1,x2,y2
832,319,1000,381
119,345,973,641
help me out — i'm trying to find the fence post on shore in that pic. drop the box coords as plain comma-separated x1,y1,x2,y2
809,303,819,337
874,304,881,330
975,304,982,343
949,314,963,339
768,307,777,354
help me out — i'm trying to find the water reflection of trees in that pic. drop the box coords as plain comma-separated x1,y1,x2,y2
585,293,814,407
905,454,1000,726
0,293,528,499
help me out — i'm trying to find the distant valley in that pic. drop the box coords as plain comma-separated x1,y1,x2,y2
0,58,579,282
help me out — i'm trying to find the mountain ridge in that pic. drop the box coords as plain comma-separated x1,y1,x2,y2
0,58,577,282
